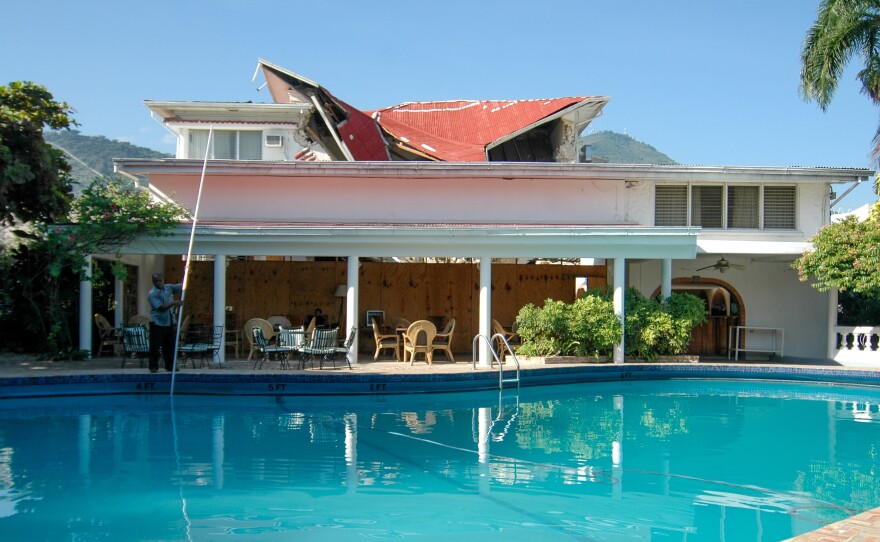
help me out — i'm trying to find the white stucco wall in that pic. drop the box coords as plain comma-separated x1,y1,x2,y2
626,180,830,239
629,259,831,359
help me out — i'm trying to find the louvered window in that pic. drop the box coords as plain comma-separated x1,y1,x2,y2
763,186,796,229
727,186,759,228
654,184,797,230
655,186,688,226
691,186,723,228
188,129,263,160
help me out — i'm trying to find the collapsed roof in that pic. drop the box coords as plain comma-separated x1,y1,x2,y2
256,59,609,163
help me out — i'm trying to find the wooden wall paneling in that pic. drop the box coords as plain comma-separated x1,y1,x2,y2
358,262,383,323
156,258,610,355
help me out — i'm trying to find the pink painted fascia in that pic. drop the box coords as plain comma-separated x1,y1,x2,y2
148,171,624,225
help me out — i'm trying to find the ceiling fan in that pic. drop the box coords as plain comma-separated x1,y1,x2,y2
695,256,746,273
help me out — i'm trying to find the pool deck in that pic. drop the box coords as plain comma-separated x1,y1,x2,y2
785,507,880,541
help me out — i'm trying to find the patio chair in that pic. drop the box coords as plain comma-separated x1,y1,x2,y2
372,317,400,361
179,324,224,368
267,315,292,330
402,320,437,366
277,326,307,368
431,318,456,362
304,316,317,344
492,319,518,359
324,326,357,370
252,326,290,370
301,327,340,370
128,314,151,327
94,313,120,357
121,325,150,369
244,318,275,361
391,317,412,331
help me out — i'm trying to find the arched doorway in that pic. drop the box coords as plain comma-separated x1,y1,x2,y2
652,277,745,357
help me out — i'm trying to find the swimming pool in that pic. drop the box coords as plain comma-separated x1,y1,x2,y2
0,379,878,541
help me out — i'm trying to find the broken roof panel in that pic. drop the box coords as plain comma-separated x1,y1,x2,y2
369,98,609,161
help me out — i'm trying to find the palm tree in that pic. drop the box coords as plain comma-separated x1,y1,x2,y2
800,0,880,163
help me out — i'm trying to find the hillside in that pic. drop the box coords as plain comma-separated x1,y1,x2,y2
43,130,676,186
578,130,677,165
45,130,171,187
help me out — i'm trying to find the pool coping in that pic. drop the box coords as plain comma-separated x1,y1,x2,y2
2,362,880,398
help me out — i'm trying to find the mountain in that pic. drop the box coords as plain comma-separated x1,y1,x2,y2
578,130,677,165
43,129,676,187
45,130,171,187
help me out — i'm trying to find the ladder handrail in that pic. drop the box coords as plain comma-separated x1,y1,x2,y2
472,333,521,391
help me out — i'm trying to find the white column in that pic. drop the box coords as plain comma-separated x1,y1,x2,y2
827,288,839,361
613,257,626,364
114,278,124,328
478,407,491,495
661,258,672,300
344,413,358,493
479,256,492,367
347,256,359,366
213,256,226,364
612,395,623,499
80,256,93,357
79,414,91,476
212,415,225,489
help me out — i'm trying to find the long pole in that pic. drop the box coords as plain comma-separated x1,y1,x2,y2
171,126,213,394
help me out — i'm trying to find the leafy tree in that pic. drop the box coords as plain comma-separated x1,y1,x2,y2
0,177,184,357
0,81,76,225
794,214,880,296
801,0,880,170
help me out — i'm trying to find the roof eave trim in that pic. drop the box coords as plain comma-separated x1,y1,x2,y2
485,97,610,152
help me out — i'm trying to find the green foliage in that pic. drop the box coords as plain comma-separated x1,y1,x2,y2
800,0,880,158
625,290,707,361
837,290,880,325
514,292,621,358
0,176,184,355
794,214,880,296
0,81,77,225
514,289,706,361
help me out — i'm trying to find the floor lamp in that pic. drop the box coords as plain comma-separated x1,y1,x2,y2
334,284,347,326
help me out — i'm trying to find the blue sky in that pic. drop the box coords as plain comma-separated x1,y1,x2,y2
3,0,878,208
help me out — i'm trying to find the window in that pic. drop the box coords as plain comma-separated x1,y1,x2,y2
654,184,796,230
691,186,723,229
727,186,759,229
763,186,796,229
188,129,262,160
655,186,688,226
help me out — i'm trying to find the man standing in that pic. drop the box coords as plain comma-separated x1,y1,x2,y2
148,273,183,373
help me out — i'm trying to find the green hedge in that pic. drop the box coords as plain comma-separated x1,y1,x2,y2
514,289,707,361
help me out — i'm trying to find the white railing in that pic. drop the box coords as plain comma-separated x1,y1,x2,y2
832,326,880,367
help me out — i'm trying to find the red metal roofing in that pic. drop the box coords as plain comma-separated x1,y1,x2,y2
369,98,593,161
325,91,390,161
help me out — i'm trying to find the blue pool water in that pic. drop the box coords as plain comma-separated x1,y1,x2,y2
0,379,879,541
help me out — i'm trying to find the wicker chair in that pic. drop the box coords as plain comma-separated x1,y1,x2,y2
431,318,456,362
371,317,400,361
402,320,437,365
243,318,274,361
94,313,120,357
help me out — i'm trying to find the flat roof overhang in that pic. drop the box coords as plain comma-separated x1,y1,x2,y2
115,159,875,184
120,223,701,260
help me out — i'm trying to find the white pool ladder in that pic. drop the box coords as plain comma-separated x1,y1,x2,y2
472,333,521,392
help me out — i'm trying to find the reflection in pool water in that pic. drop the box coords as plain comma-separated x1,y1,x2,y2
0,379,878,541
